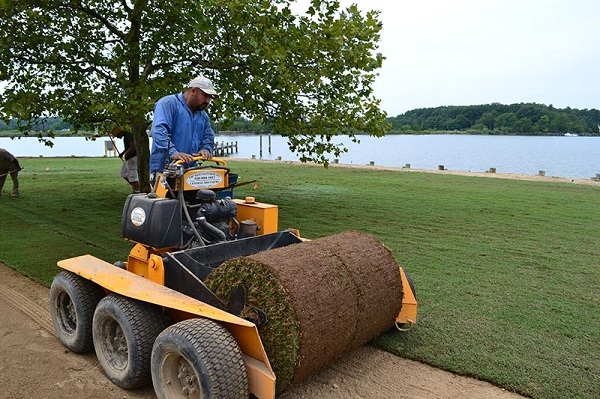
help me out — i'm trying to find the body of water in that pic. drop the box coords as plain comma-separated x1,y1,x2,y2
2,134,599,179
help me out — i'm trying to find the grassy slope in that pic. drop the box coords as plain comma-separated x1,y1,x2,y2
1,157,599,399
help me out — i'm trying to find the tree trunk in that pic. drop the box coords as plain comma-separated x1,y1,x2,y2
131,119,150,192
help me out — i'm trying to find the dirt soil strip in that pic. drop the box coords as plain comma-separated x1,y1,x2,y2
0,262,524,399
0,283,55,335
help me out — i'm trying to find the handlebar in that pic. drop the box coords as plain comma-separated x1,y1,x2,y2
174,156,228,167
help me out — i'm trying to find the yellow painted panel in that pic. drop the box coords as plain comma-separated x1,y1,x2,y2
154,169,229,194
243,355,276,399
154,158,231,195
234,199,279,235
57,254,275,398
58,255,254,325
396,267,418,325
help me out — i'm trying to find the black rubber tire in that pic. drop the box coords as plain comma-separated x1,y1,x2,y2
49,271,105,353
151,318,249,399
93,294,169,389
405,271,417,299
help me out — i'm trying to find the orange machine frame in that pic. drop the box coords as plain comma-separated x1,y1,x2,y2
56,156,417,398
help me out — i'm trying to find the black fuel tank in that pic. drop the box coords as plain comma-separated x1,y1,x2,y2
121,194,182,248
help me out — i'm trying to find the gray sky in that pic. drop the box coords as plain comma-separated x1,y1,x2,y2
3,1,597,119
338,0,600,116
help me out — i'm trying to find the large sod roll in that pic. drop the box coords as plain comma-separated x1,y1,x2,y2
205,230,403,393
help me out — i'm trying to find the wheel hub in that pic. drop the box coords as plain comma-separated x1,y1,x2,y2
100,318,128,370
177,357,199,397
161,353,202,399
57,292,77,334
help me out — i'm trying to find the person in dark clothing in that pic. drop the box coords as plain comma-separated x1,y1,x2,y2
0,148,22,197
112,126,140,193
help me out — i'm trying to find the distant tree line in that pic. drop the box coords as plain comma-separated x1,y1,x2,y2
0,116,271,135
215,117,273,133
0,117,72,132
4,103,599,136
387,103,600,135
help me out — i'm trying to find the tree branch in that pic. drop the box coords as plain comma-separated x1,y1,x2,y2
74,0,127,40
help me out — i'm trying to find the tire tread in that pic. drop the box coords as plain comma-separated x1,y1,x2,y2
154,318,248,398
50,271,104,353
94,294,169,389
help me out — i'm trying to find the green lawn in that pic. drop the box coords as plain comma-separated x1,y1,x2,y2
1,157,598,399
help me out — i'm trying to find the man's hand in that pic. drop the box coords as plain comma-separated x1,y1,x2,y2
196,149,212,160
171,152,195,163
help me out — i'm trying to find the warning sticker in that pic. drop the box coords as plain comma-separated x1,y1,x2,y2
130,207,146,227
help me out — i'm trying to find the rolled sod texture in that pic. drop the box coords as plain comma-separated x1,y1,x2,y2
205,230,403,393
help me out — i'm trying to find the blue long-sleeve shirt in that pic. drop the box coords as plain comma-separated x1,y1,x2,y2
149,93,215,173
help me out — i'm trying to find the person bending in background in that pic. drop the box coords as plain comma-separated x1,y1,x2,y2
0,148,22,197
149,75,218,181
112,126,140,193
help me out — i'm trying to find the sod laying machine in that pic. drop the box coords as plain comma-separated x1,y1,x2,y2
49,157,418,399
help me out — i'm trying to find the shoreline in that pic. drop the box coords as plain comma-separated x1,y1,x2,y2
16,155,600,187
226,157,600,187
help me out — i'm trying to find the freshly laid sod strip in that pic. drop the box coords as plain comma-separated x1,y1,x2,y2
0,157,598,399
206,231,403,393
0,157,132,283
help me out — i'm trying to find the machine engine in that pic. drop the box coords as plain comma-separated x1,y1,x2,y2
186,189,238,244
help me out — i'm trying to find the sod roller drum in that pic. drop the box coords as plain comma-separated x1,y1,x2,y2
205,230,404,393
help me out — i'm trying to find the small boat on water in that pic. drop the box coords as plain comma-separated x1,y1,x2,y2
564,133,579,137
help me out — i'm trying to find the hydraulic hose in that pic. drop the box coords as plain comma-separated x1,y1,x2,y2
197,216,227,242
179,184,206,247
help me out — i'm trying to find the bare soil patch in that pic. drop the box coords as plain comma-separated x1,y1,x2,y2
0,261,524,399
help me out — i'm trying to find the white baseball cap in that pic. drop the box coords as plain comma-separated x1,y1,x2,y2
189,75,219,98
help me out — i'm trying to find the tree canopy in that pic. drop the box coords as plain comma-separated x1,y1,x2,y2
0,0,387,190
388,103,600,135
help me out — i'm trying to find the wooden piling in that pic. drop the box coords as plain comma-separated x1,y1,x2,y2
214,141,239,157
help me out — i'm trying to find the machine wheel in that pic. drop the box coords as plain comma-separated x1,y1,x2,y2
151,318,249,399
49,271,105,353
93,294,169,389
405,271,417,299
